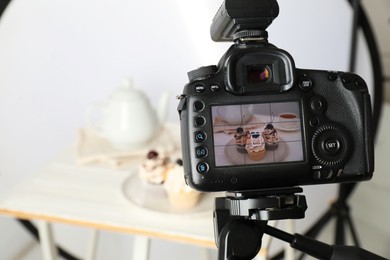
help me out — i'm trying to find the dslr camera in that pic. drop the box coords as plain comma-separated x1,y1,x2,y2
177,0,374,192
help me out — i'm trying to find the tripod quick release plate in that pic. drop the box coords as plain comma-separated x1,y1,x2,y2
215,187,307,220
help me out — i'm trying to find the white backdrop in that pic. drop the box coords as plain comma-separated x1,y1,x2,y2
0,0,373,259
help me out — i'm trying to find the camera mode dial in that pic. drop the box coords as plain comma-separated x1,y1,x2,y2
188,65,218,82
311,124,351,167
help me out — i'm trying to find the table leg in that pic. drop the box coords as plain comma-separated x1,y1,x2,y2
132,236,150,260
37,221,57,260
285,219,295,260
199,248,210,260
86,229,99,260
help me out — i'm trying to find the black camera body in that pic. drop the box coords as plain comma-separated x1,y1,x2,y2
177,0,374,192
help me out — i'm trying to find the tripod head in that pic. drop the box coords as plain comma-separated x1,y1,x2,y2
214,188,387,260
214,187,307,259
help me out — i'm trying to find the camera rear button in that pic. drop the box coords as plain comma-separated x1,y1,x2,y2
194,116,206,127
310,96,326,113
210,84,220,92
309,117,320,127
196,146,208,158
322,137,342,156
195,131,207,142
298,75,313,91
197,162,209,174
313,169,333,180
193,101,205,112
195,84,206,93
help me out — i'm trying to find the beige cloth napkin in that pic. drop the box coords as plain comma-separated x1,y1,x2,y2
76,124,180,168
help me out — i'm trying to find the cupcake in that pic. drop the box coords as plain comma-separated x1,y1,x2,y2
163,159,201,210
234,127,250,153
245,132,266,161
138,150,170,185
262,123,280,151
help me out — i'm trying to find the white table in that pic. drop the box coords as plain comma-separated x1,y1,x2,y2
2,103,388,260
0,145,216,260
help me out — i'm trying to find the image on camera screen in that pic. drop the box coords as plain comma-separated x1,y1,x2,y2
211,101,304,167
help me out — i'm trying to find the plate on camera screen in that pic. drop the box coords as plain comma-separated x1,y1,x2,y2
223,138,288,166
273,122,301,132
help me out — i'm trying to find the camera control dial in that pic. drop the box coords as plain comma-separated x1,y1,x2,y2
187,65,218,82
311,124,350,167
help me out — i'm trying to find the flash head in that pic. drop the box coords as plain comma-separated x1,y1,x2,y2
210,0,280,42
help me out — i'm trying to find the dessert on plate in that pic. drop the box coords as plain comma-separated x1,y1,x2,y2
234,127,250,153
138,150,170,185
262,123,280,151
163,159,201,209
245,132,266,161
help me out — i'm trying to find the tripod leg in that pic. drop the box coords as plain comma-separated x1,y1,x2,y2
304,208,334,238
346,214,361,247
335,208,346,245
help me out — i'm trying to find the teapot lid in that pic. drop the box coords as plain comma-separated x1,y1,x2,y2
111,78,145,101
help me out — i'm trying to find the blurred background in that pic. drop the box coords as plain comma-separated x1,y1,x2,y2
0,0,389,259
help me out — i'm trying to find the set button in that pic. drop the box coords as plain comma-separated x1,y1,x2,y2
321,137,342,156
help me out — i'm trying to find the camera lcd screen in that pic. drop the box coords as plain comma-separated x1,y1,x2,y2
211,101,304,167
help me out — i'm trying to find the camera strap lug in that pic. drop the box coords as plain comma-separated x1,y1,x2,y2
176,94,187,115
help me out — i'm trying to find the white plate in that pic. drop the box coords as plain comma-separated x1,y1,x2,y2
122,173,216,214
273,122,301,132
224,138,289,165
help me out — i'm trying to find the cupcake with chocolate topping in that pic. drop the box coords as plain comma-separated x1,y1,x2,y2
138,150,170,185
262,123,280,151
245,132,266,161
234,127,249,153
163,159,201,210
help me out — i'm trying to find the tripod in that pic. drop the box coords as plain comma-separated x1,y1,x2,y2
214,187,387,260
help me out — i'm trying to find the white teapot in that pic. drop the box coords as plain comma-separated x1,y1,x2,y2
86,78,169,150
217,105,254,125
